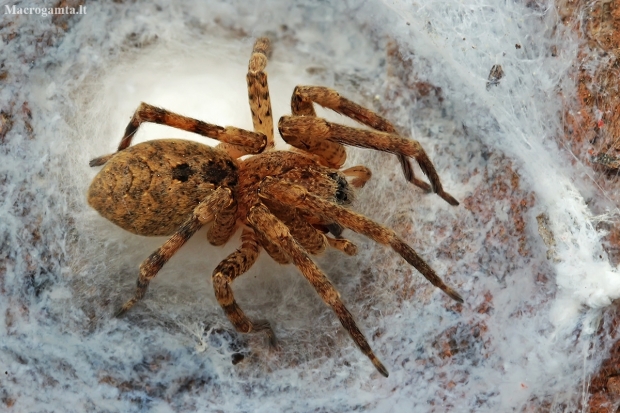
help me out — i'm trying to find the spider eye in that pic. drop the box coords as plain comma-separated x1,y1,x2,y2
327,171,353,205
335,189,348,203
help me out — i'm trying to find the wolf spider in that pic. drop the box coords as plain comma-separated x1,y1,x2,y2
87,38,461,377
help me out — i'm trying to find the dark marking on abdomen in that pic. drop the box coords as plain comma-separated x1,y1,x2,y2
172,163,194,182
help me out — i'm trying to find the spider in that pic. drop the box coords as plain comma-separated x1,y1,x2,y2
87,37,462,377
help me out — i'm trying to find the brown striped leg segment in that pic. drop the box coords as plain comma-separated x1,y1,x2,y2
284,86,346,169
255,230,291,264
115,187,233,317
247,203,389,377
207,197,238,246
258,179,463,303
279,112,458,206
282,85,453,201
263,199,327,255
90,102,267,167
326,236,358,256
247,37,274,150
212,228,278,348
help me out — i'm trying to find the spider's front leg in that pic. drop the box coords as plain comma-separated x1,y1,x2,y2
279,86,458,205
247,204,389,377
116,187,233,317
259,178,463,303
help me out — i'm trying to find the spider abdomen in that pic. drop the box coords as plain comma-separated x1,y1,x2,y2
88,139,238,236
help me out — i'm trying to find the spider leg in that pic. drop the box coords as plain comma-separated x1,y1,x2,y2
280,112,458,206
284,86,347,170
258,178,463,303
288,85,422,188
263,200,327,255
255,230,291,264
90,103,267,166
247,37,274,150
326,236,358,256
207,197,238,246
265,196,357,256
115,187,233,317
212,228,278,348
247,203,389,377
278,86,456,205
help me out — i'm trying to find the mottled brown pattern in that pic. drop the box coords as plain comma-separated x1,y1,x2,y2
247,204,389,377
263,199,327,255
288,84,419,188
326,236,358,256
280,114,457,205
258,178,463,304
212,228,277,347
207,197,238,246
88,37,460,377
88,139,235,236
247,37,275,150
115,187,234,316
235,150,318,219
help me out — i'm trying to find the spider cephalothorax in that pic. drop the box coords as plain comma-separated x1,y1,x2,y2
88,37,462,377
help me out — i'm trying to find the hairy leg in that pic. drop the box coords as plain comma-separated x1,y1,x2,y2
115,187,233,316
90,102,267,166
281,85,455,202
207,197,238,246
326,236,358,256
259,178,463,303
247,37,275,150
289,85,421,183
263,199,327,255
247,203,389,377
255,230,291,264
279,114,458,205
212,228,278,348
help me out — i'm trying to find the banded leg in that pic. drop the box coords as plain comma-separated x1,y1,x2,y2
263,199,327,255
286,86,347,169
255,230,291,264
282,85,453,202
326,236,358,256
265,193,355,256
115,187,233,316
247,203,389,377
258,178,463,303
207,197,238,246
247,37,275,149
90,102,267,166
279,113,458,206
212,228,278,348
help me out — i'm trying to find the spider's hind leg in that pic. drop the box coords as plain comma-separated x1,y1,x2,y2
90,103,267,166
116,187,234,317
